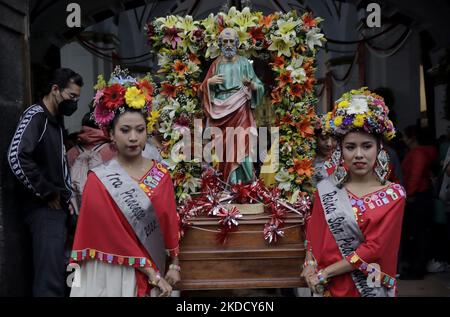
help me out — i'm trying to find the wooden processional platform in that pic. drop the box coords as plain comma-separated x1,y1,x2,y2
177,213,306,290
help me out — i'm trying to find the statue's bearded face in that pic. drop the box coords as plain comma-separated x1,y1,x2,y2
219,33,238,59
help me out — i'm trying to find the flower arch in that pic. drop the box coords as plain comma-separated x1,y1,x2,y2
146,7,325,203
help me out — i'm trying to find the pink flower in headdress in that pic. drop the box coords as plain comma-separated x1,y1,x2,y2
94,101,115,126
163,27,181,49
93,89,104,107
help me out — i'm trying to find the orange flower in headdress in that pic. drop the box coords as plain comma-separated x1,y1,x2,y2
161,82,177,98
137,79,154,102
288,158,313,178
173,60,188,75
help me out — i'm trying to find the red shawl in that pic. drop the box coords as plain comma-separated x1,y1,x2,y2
71,161,180,297
306,183,405,296
199,58,256,182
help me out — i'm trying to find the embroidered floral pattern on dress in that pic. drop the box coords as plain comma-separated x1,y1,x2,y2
347,183,406,223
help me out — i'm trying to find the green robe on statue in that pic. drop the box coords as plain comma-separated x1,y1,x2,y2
200,56,264,184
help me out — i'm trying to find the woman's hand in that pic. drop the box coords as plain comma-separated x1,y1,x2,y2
165,268,181,286
300,265,316,279
156,277,173,297
304,272,325,294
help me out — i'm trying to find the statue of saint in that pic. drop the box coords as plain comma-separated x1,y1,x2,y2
199,28,264,184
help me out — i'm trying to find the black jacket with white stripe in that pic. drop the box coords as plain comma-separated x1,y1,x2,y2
7,101,72,211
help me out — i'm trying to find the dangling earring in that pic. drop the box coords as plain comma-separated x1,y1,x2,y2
332,146,348,188
374,145,390,185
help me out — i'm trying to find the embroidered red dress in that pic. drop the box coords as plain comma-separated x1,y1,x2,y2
306,182,405,296
70,160,180,297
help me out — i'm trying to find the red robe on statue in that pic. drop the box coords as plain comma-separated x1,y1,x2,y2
306,182,405,296
199,57,259,183
71,160,180,297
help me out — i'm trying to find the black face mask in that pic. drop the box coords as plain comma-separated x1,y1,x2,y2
58,99,78,116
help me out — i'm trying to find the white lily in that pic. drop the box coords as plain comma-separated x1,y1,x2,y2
201,13,217,33
232,7,258,31
268,35,294,57
286,56,306,83
183,175,201,194
183,99,197,113
176,15,198,35
306,27,324,50
156,15,178,29
275,18,299,38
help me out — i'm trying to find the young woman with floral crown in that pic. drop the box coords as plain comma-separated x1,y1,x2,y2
301,88,405,297
70,68,180,297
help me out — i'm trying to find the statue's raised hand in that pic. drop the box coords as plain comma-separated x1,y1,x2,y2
208,74,224,85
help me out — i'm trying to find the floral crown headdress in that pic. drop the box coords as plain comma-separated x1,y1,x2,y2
329,87,396,140
92,66,159,134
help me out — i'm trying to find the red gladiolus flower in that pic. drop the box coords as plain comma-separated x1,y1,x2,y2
103,84,125,110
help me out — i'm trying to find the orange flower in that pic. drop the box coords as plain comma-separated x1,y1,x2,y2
289,83,304,98
259,14,274,28
276,70,292,88
137,80,154,102
288,158,313,178
161,82,177,98
188,53,201,65
191,82,200,94
173,60,188,75
303,78,315,94
271,55,285,69
302,14,317,29
271,88,282,104
296,118,315,138
279,114,294,126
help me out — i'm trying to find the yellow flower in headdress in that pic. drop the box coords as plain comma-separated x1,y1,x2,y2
125,87,146,109
334,116,343,127
354,114,365,127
